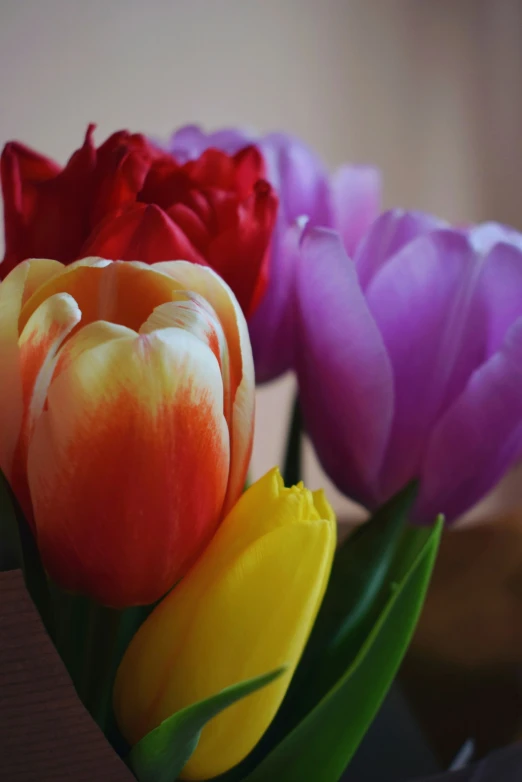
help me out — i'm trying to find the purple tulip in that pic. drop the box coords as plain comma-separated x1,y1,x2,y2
295,210,522,522
166,125,381,381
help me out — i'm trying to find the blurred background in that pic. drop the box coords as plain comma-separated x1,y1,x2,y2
2,0,521,521
2,0,522,774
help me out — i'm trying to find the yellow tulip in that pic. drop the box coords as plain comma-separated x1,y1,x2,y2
113,467,336,780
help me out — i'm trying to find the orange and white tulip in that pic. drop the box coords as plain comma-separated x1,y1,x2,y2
0,257,254,607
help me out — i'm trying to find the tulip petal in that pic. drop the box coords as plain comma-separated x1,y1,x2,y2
477,242,522,356
12,293,81,518
355,209,446,290
19,259,184,335
81,202,205,265
417,318,522,522
90,131,152,224
295,227,394,507
331,165,382,258
51,319,137,381
113,469,334,731
1,128,95,274
153,261,254,511
248,220,302,382
366,231,488,499
140,297,230,419
468,221,522,255
19,293,82,437
0,259,63,478
178,519,334,780
259,133,331,225
0,126,94,277
168,125,251,163
206,179,277,316
27,327,229,607
116,515,334,779
140,296,227,369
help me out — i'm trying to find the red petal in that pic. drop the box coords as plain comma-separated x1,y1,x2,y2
139,156,188,210
207,180,278,315
184,148,237,190
1,125,96,275
233,145,266,199
81,203,206,265
91,131,154,224
167,203,210,252
1,142,61,277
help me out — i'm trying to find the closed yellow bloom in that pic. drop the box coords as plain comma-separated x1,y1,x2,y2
113,467,336,780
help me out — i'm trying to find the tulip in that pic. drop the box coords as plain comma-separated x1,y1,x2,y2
295,211,522,523
0,126,277,316
113,467,336,780
167,125,382,381
0,256,254,607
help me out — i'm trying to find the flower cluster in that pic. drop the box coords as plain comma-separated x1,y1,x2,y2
1,123,521,782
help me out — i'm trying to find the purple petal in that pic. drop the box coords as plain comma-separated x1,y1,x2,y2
416,317,522,523
477,242,522,356
331,165,382,257
259,133,331,225
355,209,447,290
248,220,303,382
468,221,522,255
295,227,394,506
167,124,252,162
366,231,488,500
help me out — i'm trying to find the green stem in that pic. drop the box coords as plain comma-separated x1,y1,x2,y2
50,586,90,693
81,601,123,733
50,586,152,742
282,394,302,487
0,472,22,571
0,472,54,637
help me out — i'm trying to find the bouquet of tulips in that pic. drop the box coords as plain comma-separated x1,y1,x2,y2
1,124,521,782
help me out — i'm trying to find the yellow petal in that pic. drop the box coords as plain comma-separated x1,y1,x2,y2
19,260,185,335
51,319,138,382
187,519,335,778
312,488,337,524
113,470,336,778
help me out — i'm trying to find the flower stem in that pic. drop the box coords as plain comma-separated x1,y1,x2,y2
81,600,123,733
283,394,302,487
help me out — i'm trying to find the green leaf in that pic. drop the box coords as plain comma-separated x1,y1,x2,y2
242,517,442,782
219,484,417,782
128,667,286,782
293,483,418,711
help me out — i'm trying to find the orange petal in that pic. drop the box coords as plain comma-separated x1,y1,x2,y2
27,327,230,607
11,293,81,519
140,295,230,419
153,262,254,511
19,259,185,335
0,258,63,479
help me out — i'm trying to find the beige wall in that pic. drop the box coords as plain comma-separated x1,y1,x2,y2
2,0,521,519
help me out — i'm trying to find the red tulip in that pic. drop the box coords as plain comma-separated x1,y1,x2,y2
0,126,277,316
